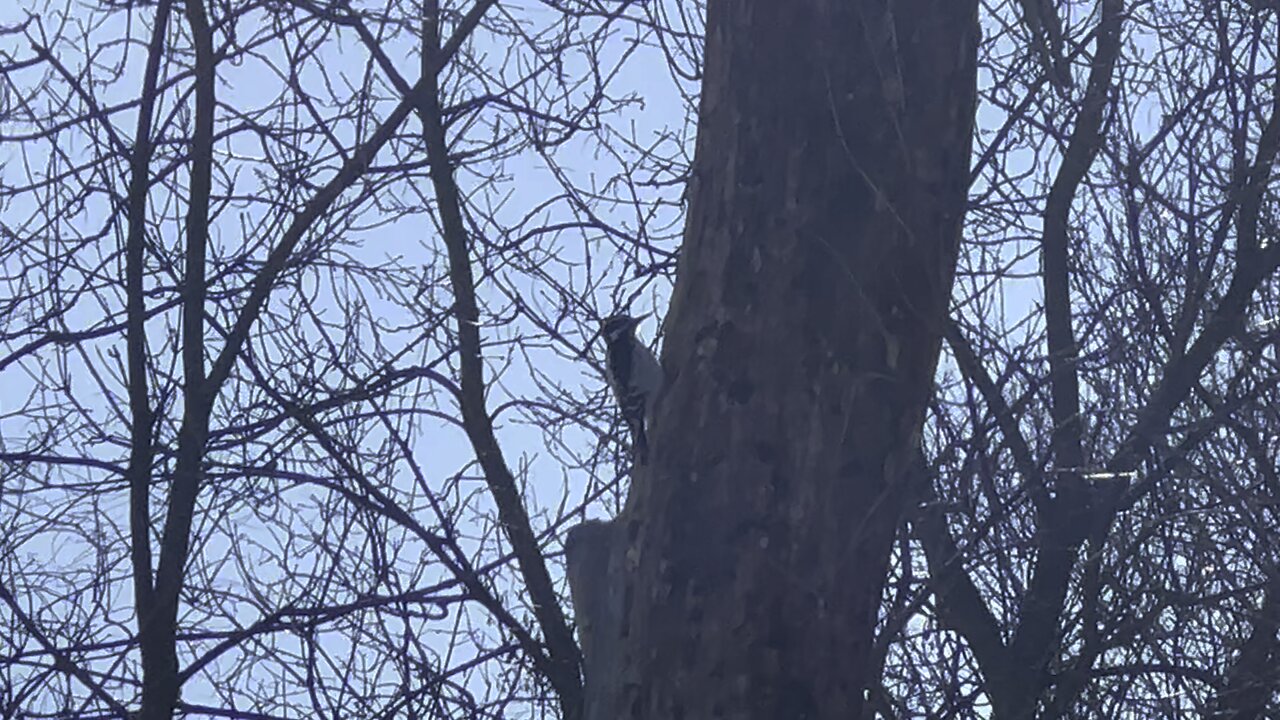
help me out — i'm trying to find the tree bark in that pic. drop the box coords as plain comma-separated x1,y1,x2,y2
608,2,979,717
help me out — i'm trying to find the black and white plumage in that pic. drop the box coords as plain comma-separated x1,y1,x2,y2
600,313,663,462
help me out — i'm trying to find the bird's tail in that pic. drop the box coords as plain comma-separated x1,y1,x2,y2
630,418,648,465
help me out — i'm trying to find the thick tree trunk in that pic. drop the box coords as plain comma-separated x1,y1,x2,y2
603,2,980,718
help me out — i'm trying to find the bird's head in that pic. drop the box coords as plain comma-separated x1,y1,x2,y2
600,313,646,342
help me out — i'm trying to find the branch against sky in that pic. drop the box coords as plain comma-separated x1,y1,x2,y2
4,0,1280,718
0,0,688,716
898,1,1280,717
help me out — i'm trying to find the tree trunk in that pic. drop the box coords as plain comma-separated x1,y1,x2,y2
607,2,980,717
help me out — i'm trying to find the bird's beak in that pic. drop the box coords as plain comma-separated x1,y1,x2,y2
630,312,650,326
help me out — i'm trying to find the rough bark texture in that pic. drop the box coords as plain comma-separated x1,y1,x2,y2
610,2,980,718
565,520,626,720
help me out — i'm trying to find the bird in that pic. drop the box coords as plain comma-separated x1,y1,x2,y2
599,313,664,463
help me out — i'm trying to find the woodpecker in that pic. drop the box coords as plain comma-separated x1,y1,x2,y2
600,313,663,462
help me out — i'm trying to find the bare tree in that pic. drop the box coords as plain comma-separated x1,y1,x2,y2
889,1,1280,718
1,0,687,717
6,0,1280,719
